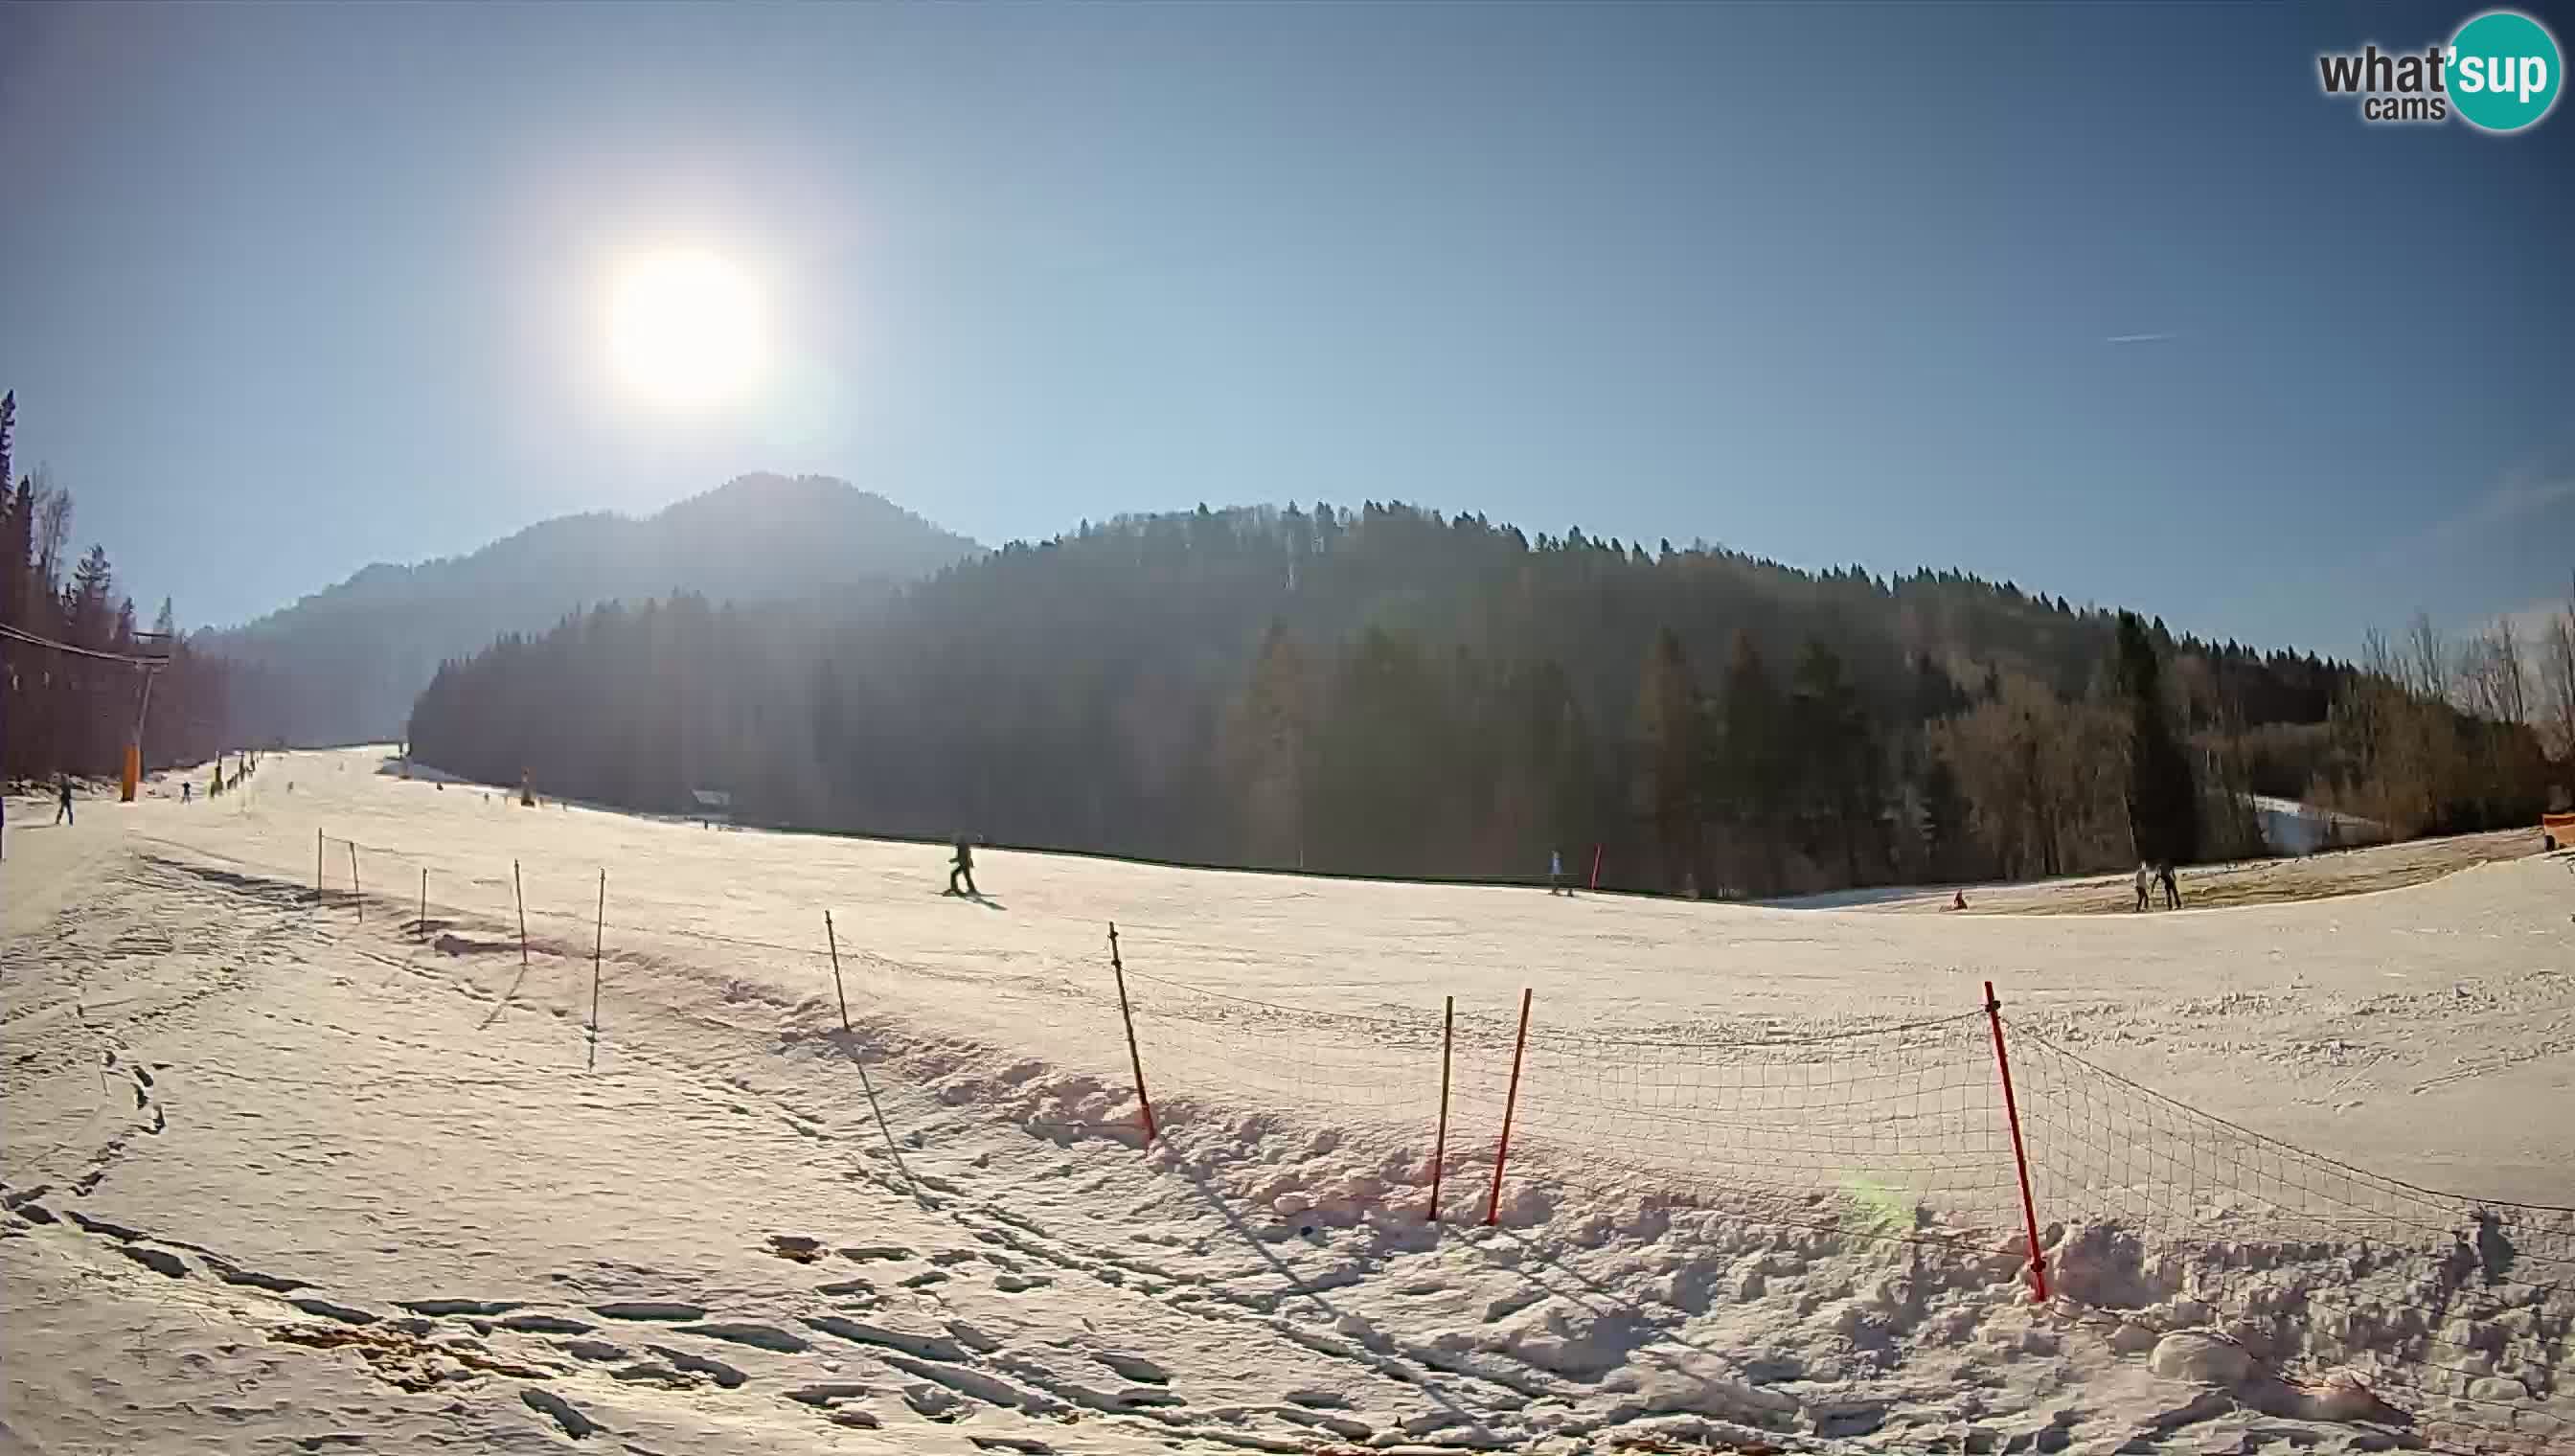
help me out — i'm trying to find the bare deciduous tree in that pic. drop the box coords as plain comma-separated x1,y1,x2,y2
2540,575,2575,766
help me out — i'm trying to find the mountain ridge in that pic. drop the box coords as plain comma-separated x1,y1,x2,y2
211,473,978,746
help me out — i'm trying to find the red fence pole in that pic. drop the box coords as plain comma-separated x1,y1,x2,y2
1108,922,1156,1143
348,842,362,922
1588,844,1603,892
1983,980,2050,1302
418,868,427,940
1428,995,1454,1223
513,859,529,968
315,828,324,905
1484,988,1533,1226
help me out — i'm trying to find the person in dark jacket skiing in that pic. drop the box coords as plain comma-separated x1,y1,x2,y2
947,837,979,898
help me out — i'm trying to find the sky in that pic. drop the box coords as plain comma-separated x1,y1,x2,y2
2,1,2568,653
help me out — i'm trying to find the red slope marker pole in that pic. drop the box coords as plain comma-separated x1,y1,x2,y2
1589,844,1603,892
348,842,362,922
1984,980,2050,1303
1484,988,1533,1226
513,859,529,967
1428,995,1454,1223
1108,922,1156,1144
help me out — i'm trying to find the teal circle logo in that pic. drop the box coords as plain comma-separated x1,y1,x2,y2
2449,10,2562,132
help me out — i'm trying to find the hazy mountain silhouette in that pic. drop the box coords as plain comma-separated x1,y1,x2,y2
209,473,977,746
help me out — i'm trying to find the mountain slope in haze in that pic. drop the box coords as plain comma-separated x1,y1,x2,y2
210,474,978,747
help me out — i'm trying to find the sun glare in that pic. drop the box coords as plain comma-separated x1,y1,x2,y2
607,251,763,406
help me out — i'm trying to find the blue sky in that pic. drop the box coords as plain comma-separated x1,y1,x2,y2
2,1,2567,651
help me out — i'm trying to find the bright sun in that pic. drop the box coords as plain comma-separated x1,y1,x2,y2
607,251,763,406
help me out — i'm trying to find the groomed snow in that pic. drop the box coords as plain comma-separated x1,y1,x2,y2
4,748,2569,1454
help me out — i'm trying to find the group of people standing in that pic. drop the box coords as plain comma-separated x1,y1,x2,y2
2134,860,2182,910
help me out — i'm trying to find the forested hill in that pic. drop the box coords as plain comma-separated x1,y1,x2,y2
208,474,977,748
408,502,2553,897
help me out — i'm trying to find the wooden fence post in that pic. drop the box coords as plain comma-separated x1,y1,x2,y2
1428,995,1454,1223
1484,988,1533,1226
824,910,916,1191
586,870,605,1068
1107,923,1156,1143
824,910,853,1034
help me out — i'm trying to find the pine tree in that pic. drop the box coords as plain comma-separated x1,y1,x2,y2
1230,620,1314,868
1713,630,1787,893
2116,611,2199,865
71,545,115,646
0,476,30,630
1634,628,1700,892
1920,751,1969,879
1792,639,1881,885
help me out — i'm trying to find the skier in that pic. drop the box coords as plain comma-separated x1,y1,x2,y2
2158,861,2181,910
182,781,192,806
55,777,74,826
1548,848,1565,896
1949,888,1968,911
2133,861,2151,912
947,836,979,898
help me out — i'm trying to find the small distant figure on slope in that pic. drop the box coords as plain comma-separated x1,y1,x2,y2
2158,861,2181,910
1949,888,1967,912
55,777,74,826
947,836,979,898
182,781,192,806
1548,848,1566,896
2133,861,2152,912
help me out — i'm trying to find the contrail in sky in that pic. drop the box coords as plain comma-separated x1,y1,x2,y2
2105,331,2176,345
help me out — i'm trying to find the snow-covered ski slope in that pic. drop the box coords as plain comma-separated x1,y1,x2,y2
5,746,2570,1455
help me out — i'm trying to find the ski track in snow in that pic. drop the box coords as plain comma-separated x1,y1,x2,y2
3,749,2571,1454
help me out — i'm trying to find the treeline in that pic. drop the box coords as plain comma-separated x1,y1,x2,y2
409,502,2570,894
0,393,243,784
2308,606,2575,840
